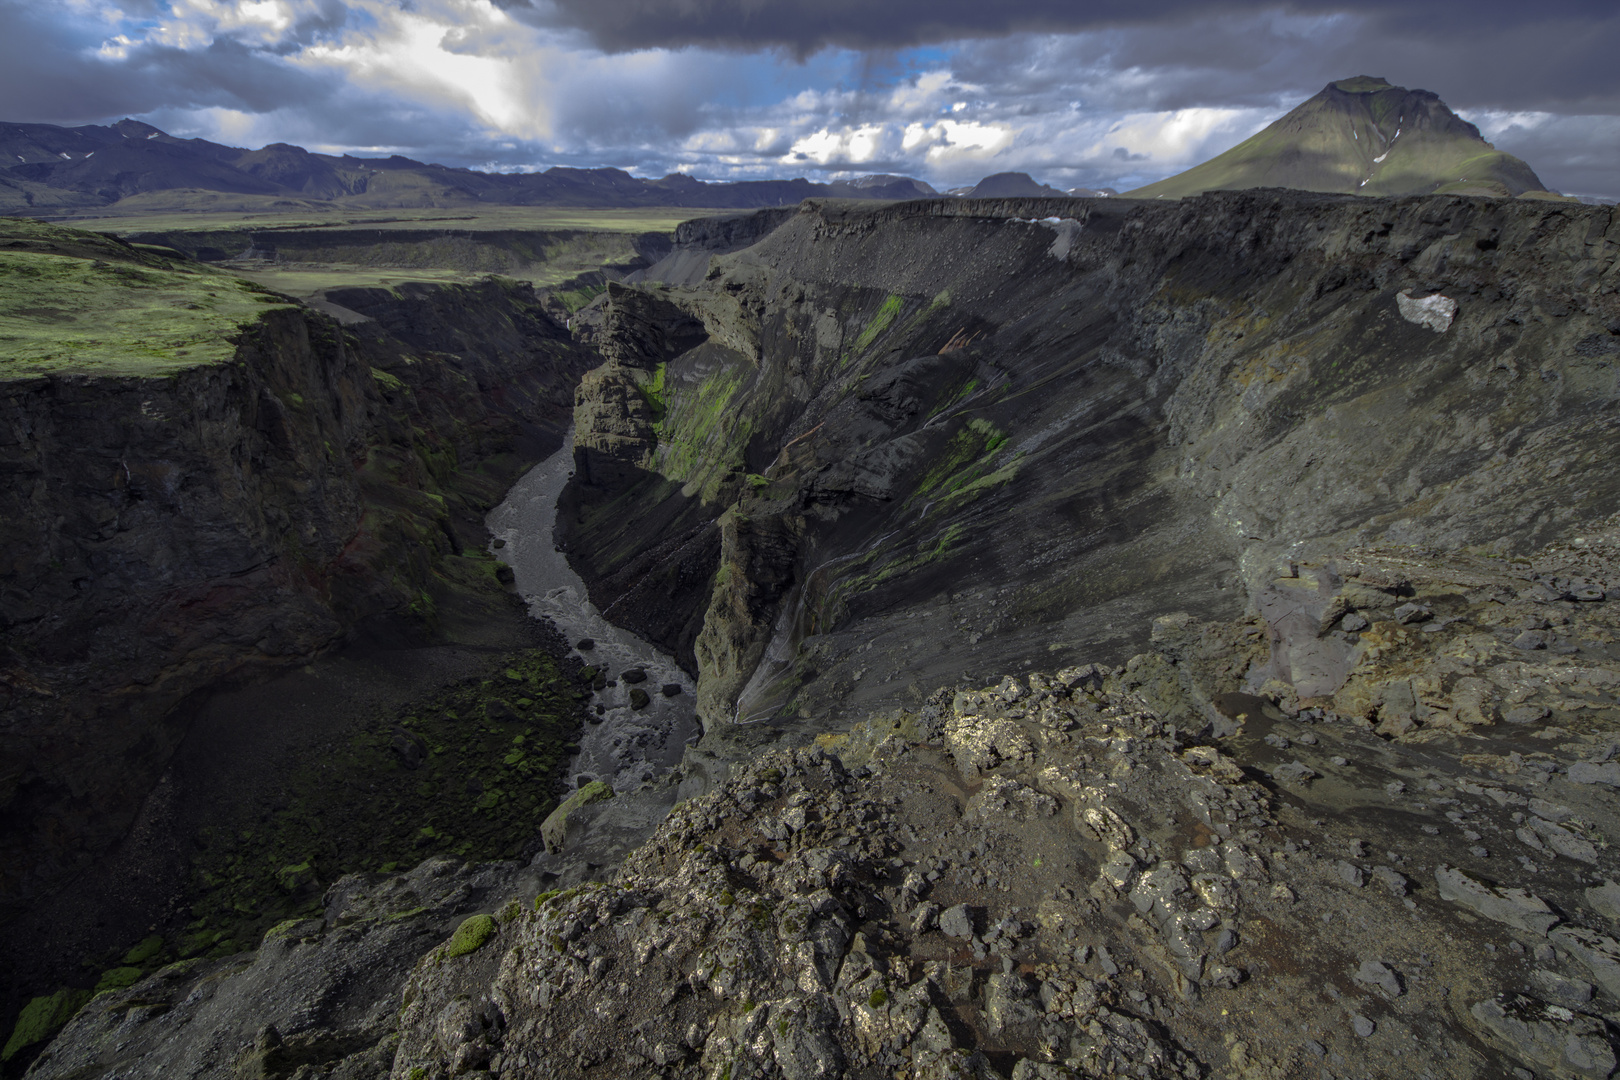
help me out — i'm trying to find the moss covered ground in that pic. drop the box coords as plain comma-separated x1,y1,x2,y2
0,217,292,380
62,205,713,235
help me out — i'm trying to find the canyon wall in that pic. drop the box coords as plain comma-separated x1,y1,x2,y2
561,192,1620,752
0,268,595,919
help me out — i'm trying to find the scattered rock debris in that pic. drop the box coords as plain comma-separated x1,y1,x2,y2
26,528,1620,1079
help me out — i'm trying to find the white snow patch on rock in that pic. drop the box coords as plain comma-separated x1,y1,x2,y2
1397,290,1458,333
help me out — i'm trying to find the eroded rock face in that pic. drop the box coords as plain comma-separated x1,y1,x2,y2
557,192,1620,750
28,525,1620,1078
0,278,594,919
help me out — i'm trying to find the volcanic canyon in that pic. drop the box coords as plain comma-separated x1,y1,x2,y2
2,78,1620,1080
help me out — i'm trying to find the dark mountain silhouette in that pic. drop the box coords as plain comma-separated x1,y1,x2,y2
0,120,944,214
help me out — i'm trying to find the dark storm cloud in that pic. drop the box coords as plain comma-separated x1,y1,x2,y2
504,0,1606,54
940,11,1620,115
506,0,1620,115
0,1,338,124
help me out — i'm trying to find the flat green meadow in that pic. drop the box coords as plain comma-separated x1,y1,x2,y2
0,217,291,380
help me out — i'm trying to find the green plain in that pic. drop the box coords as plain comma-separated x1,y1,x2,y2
63,205,715,236
0,217,291,381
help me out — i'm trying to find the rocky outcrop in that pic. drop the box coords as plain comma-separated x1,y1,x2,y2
25,855,542,1080
26,525,1620,1079
629,208,798,286
382,541,1620,1079
0,270,595,922
693,509,803,724
559,192,1620,749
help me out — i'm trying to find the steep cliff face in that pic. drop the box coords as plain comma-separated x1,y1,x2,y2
561,193,1620,752
0,227,595,919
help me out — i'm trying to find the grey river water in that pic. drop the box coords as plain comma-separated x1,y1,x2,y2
486,431,700,881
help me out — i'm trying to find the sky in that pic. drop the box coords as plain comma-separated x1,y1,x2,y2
1,0,1617,198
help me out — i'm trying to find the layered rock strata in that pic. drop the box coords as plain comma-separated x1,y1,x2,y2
559,192,1620,755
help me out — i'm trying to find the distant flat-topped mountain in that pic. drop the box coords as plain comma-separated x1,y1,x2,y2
0,120,943,215
1127,76,1553,200
956,171,1069,198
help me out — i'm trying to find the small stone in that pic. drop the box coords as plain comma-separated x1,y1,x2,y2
620,668,648,684
1530,798,1573,822
1341,612,1369,633
661,683,683,697
1586,881,1620,923
1371,866,1409,897
1470,846,1490,859
1270,883,1296,904
575,638,595,650
1393,602,1427,624
1470,993,1616,1079
1353,960,1404,997
629,687,651,710
1504,705,1549,725
1272,760,1318,784
1330,756,1348,767
1568,761,1620,787
1337,861,1366,888
1529,969,1593,1007
1512,630,1548,651
1351,1014,1376,1037
939,904,976,940
912,903,941,934
1434,865,1559,934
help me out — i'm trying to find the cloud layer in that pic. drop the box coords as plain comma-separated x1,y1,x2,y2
2,0,1617,198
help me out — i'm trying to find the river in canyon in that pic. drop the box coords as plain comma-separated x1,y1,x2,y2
486,431,701,883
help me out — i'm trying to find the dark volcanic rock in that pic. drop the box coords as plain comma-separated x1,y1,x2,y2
0,253,595,922
557,192,1620,751
378,592,1620,1079
25,856,539,1080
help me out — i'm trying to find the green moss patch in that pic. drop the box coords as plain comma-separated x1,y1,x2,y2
121,935,165,966
850,293,904,356
0,217,292,380
93,967,144,994
444,914,496,959
908,418,1018,514
2,989,92,1063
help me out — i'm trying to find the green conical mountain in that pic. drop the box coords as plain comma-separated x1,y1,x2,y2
1127,76,1554,200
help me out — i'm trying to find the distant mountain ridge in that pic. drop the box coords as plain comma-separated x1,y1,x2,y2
1127,76,1553,200
944,171,1118,199
0,120,962,215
